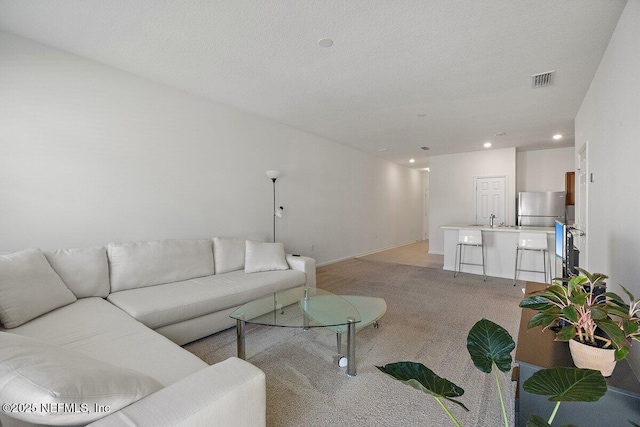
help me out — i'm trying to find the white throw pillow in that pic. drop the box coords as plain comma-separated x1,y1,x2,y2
45,246,110,298
244,240,289,273
213,237,246,274
0,249,77,328
0,332,163,426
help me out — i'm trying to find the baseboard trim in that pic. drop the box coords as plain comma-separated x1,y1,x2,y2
316,240,422,267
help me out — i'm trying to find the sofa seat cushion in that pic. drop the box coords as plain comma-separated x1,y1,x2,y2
2,298,207,387
0,331,163,426
107,269,306,330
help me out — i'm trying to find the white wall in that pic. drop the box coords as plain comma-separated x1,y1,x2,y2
422,170,430,240
516,147,575,193
575,0,640,377
428,148,516,254
0,32,423,264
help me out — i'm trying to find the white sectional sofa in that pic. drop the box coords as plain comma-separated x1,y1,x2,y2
0,237,316,427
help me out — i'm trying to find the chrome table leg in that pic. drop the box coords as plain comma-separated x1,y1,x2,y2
346,317,356,377
237,318,246,360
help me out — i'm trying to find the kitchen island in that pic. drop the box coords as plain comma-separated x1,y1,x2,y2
441,224,555,282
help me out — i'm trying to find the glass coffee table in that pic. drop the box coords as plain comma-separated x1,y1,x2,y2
230,286,386,377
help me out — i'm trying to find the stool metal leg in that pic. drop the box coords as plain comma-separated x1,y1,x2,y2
542,249,547,284
454,243,460,277
481,244,486,281
513,247,519,286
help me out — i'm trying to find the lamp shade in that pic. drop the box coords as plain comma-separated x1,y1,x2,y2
266,170,281,180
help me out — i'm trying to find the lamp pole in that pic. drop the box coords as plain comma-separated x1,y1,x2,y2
265,170,281,242
271,177,277,242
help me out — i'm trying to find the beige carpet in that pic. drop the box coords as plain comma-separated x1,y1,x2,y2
185,259,523,426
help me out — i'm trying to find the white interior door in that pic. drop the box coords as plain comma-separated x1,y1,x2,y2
475,176,507,226
577,144,588,266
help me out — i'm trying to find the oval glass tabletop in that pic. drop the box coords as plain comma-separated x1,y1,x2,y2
230,286,361,328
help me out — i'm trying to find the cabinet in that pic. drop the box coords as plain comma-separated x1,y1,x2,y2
565,171,575,205
515,282,640,426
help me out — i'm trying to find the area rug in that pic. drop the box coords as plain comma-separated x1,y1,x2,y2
184,259,524,426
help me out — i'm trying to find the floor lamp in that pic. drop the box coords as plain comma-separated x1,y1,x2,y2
266,170,281,242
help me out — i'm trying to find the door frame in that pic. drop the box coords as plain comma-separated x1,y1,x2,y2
474,175,508,225
577,143,588,267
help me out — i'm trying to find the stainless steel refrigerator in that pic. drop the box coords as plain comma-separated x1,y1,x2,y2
517,191,566,227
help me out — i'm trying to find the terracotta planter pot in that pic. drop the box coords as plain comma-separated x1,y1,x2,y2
569,339,617,377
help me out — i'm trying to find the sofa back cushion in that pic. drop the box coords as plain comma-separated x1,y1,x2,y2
108,239,214,292
0,249,77,329
0,331,163,426
45,246,110,298
213,234,269,274
213,237,246,274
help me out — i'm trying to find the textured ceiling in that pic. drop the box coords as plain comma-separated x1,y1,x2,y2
0,0,627,169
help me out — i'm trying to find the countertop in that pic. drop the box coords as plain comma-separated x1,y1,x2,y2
441,224,554,234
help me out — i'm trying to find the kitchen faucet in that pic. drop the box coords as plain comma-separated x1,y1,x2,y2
489,214,496,228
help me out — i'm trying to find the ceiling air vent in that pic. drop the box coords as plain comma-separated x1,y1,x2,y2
420,146,430,151
532,70,555,88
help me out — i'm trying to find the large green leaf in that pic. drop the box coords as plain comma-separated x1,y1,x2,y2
590,306,608,320
619,284,636,302
615,346,629,361
528,312,561,329
520,294,557,311
561,306,578,323
567,274,587,293
526,414,551,427
623,318,639,336
523,367,606,402
568,293,588,306
595,318,626,349
526,414,579,427
604,291,626,305
376,362,469,411
555,325,576,341
520,288,565,308
576,267,608,285
466,318,515,373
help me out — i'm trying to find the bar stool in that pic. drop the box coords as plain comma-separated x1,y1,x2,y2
454,229,486,281
513,232,550,286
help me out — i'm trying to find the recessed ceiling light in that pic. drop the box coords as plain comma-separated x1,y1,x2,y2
378,148,389,152
409,159,415,163
553,134,563,140
483,142,492,148
420,146,430,151
494,132,506,137
318,38,333,48
417,113,426,117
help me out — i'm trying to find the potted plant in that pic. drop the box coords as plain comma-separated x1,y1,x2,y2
519,268,640,376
